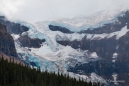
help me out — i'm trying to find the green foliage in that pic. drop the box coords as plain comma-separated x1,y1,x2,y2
0,56,102,86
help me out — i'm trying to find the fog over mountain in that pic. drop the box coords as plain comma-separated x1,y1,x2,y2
0,0,129,23
1,0,129,86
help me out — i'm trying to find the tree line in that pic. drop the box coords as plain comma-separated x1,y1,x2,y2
0,56,103,86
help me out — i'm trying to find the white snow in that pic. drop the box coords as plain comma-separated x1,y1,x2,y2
84,25,128,40
112,60,116,62
89,52,98,58
112,53,118,58
116,26,129,39
30,45,83,62
68,72,89,81
11,34,20,40
30,43,53,55
64,33,85,41
90,73,107,83
113,53,118,56
50,9,125,32
54,25,129,41
91,33,107,40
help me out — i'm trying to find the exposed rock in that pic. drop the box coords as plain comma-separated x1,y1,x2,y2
18,36,45,48
49,25,73,33
0,23,17,57
0,17,29,34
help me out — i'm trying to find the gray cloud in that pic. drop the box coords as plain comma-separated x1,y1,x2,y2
0,0,129,23
0,0,24,18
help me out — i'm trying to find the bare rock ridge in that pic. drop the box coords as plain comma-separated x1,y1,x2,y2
0,23,17,57
0,16,29,34
49,25,74,33
18,36,45,48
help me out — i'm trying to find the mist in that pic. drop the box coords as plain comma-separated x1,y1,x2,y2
0,0,129,23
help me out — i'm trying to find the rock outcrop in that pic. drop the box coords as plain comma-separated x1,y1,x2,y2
0,17,29,34
18,36,45,48
0,23,17,57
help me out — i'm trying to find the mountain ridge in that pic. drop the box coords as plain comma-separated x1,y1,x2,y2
0,9,129,85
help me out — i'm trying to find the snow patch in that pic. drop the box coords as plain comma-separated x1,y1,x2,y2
90,73,107,83
89,52,98,58
112,53,118,58
112,60,116,62
68,72,89,81
30,43,53,55
116,26,129,39
11,34,20,40
65,33,85,41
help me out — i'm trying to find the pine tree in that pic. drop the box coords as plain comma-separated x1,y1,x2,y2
0,56,102,86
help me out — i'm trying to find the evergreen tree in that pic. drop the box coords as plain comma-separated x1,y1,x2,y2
0,56,102,86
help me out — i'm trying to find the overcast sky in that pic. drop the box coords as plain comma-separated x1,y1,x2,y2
0,0,129,23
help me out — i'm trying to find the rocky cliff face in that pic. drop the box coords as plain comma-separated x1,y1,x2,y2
49,25,74,33
55,11,129,86
0,23,17,57
0,17,46,48
0,16,29,34
56,11,129,62
18,36,45,48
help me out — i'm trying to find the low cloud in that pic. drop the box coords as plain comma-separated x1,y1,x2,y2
0,0,129,23
0,0,24,18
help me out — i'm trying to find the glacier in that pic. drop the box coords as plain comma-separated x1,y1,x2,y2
11,20,105,82
50,9,126,32
8,9,129,83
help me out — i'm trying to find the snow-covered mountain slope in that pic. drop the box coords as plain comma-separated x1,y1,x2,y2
14,21,102,73
1,8,129,85
49,8,127,32
7,19,105,83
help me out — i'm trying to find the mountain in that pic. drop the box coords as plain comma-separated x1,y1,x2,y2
0,22,24,65
0,22,17,57
0,9,129,85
